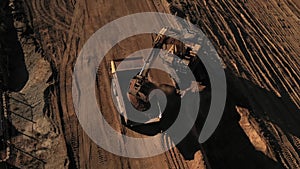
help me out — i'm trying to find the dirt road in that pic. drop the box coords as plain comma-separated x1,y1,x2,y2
26,0,207,168
16,0,300,168
60,0,208,168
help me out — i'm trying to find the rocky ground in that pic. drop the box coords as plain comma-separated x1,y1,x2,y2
0,0,299,168
0,0,68,168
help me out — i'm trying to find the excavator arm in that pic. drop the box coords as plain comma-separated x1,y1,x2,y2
127,27,177,111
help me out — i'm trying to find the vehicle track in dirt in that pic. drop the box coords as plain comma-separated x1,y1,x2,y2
24,0,300,168
0,91,11,163
197,0,300,105
55,0,208,168
52,0,73,17
168,0,300,168
30,0,71,30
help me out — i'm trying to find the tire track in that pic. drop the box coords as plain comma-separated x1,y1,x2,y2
52,0,73,19
268,123,300,169
96,147,107,165
290,135,300,153
28,0,300,168
232,0,300,103
211,0,300,107
0,92,11,163
31,0,70,30
57,0,73,16
175,0,299,168
285,0,300,19
31,0,57,27
204,1,265,87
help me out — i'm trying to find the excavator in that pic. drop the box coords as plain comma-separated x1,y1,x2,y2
110,26,208,127
127,27,207,113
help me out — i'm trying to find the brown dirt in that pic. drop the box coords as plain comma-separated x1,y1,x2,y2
0,0,299,168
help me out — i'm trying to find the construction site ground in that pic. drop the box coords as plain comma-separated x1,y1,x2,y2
0,0,299,168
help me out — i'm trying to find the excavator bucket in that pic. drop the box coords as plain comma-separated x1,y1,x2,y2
111,57,163,127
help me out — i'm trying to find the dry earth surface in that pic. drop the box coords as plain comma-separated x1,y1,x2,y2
0,0,299,169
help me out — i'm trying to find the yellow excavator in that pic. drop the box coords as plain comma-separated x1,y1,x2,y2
127,27,206,113
111,27,208,127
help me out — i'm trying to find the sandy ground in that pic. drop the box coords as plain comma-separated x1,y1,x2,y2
2,0,299,168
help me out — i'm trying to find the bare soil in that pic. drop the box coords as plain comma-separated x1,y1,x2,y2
0,0,299,168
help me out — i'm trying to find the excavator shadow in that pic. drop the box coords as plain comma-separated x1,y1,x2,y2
109,26,299,167
129,68,299,169
201,69,298,169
